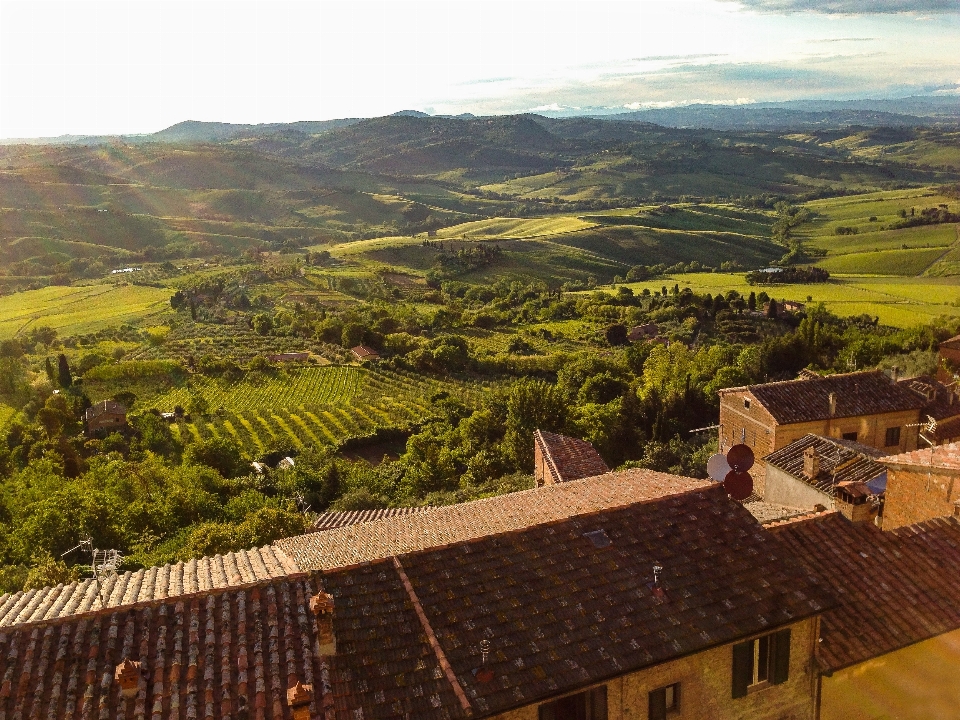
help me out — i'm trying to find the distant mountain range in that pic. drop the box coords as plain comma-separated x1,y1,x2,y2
2,95,959,146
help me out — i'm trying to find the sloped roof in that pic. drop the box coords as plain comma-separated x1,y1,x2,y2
879,441,960,471
0,573,334,720
770,513,960,672
84,399,126,420
730,370,924,425
898,375,959,421
534,429,610,482
311,506,432,531
350,345,379,359
277,469,709,572
322,484,832,718
764,434,886,493
0,545,299,628
939,334,960,351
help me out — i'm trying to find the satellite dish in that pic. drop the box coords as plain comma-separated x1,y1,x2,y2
726,444,755,472
707,453,731,482
723,470,754,501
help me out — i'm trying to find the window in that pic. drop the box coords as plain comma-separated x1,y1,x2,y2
842,431,858,442
649,682,680,720
538,686,607,720
743,398,751,409
732,629,791,699
885,426,901,447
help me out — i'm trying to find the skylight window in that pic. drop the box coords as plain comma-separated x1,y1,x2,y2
583,529,611,548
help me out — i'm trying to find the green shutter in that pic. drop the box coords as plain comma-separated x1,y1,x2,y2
772,628,791,685
732,640,753,698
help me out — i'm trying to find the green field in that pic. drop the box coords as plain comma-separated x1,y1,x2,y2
616,272,960,328
434,216,597,240
817,248,948,276
0,284,172,338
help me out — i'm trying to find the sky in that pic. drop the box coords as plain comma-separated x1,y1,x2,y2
0,0,958,139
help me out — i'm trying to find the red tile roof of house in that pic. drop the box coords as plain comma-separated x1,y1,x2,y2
350,345,379,360
534,429,610,482
879,440,960,471
770,512,960,671
940,334,960,351
277,469,708,571
722,370,924,424
0,573,336,720
320,484,832,718
0,545,299,628
83,400,127,421
310,506,432,532
764,434,886,493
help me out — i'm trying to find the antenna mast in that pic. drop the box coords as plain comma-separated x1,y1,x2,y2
61,538,123,609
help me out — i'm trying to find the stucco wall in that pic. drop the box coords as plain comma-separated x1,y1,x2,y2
821,628,960,720
763,464,833,511
490,618,819,720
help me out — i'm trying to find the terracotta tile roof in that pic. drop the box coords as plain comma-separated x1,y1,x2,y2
897,376,960,421
84,400,126,420
321,484,832,718
310,506,432,532
277,470,709,572
534,429,610,482
0,545,300,629
0,572,334,720
770,513,960,672
743,501,815,525
350,345,379,360
879,440,960,471
728,370,924,424
940,333,960,351
764,434,886,493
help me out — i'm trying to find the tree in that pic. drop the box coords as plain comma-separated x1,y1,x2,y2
748,291,757,312
44,357,56,383
766,298,779,319
605,323,629,346
184,437,246,478
341,322,365,348
252,313,273,335
57,354,73,388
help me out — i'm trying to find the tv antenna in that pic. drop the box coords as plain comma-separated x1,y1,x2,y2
62,538,123,609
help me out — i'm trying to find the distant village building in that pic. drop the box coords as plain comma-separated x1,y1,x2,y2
533,429,609,485
781,300,805,313
84,400,127,433
879,442,960,530
627,322,659,342
350,345,380,362
719,370,924,495
267,351,310,362
763,434,886,522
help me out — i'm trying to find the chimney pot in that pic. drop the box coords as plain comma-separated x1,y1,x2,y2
287,682,313,720
310,592,336,656
114,659,141,699
803,446,820,479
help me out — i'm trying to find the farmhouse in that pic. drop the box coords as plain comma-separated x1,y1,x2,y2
84,399,127,433
350,344,380,361
719,370,924,495
627,322,659,341
763,434,886,521
0,474,832,720
533,429,609,485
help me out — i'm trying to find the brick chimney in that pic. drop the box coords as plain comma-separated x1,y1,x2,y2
310,592,336,655
114,659,141,699
835,481,878,524
803,446,820,479
287,682,313,720
828,392,837,417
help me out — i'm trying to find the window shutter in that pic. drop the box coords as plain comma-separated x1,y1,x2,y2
772,628,791,685
648,688,667,720
589,686,608,720
732,640,753,698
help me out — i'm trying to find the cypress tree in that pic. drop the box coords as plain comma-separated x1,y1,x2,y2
57,353,72,388
44,357,55,383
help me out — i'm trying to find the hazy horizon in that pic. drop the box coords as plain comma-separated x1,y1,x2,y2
1,0,958,140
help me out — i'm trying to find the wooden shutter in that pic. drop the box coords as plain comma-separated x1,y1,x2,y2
732,640,753,698
772,628,791,685
589,686,608,720
648,688,667,720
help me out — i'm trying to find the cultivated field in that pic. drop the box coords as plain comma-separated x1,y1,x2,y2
617,272,960,328
0,284,172,338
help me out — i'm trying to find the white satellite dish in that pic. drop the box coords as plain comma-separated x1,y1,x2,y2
707,453,731,482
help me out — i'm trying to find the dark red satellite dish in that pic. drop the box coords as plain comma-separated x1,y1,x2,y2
723,470,754,500
726,444,755,472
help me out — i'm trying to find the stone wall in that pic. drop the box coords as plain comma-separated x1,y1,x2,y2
883,464,960,530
